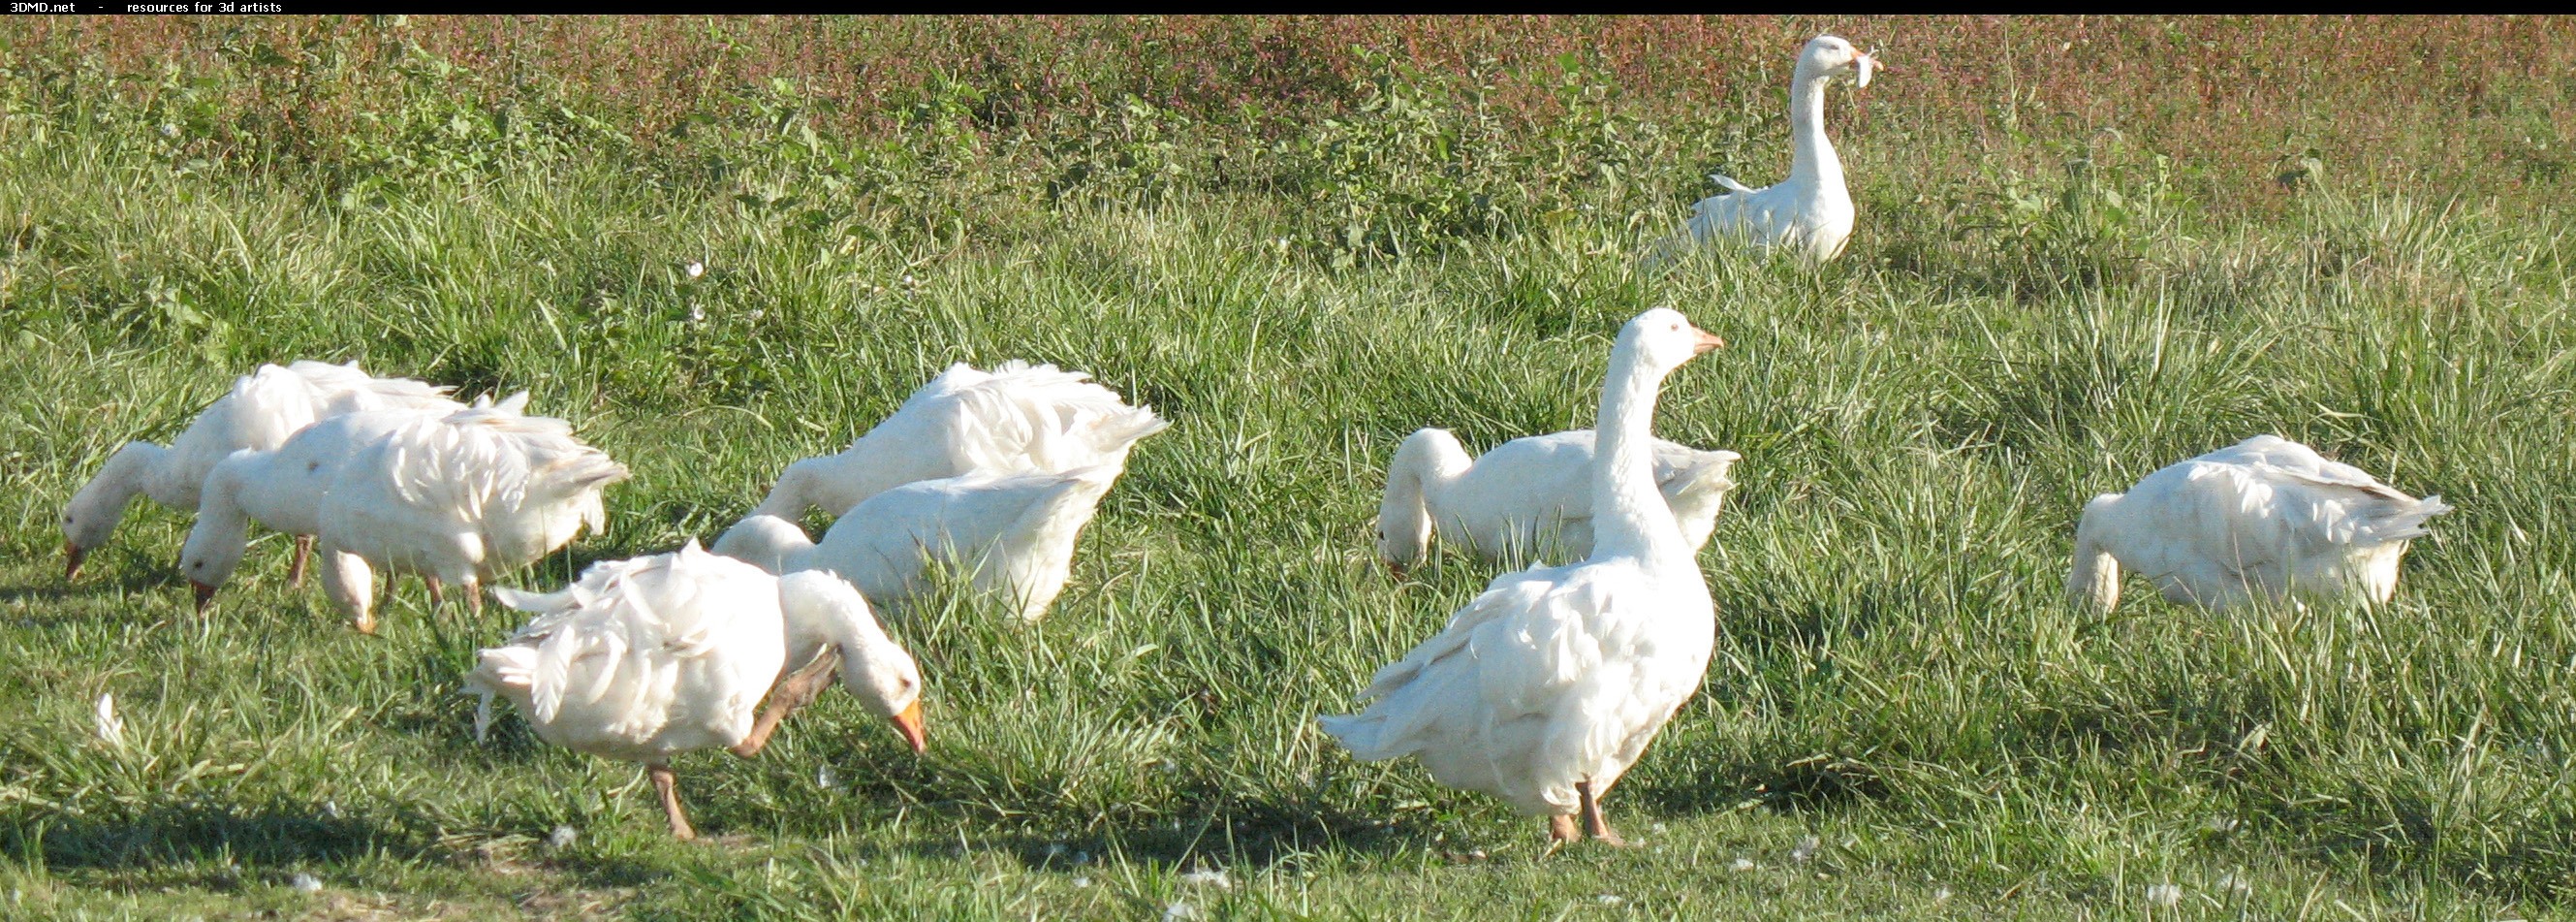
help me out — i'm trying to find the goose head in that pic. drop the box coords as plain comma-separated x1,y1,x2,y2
60,514,106,581
176,525,248,612
1797,35,1878,89
777,570,928,752
1619,307,1726,376
60,447,158,579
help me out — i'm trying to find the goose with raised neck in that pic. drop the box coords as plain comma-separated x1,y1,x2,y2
1674,35,1879,263
1322,307,1726,845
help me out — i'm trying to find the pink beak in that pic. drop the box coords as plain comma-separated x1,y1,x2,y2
1690,327,1727,354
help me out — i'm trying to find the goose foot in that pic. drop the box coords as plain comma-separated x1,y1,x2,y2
730,648,843,759
649,763,696,841
1547,813,1581,843
1578,779,1628,846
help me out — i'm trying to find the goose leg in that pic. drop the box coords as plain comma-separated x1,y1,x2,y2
648,763,696,841
464,578,483,616
729,648,844,759
1578,779,1627,846
288,534,315,588
425,578,445,609
1548,813,1582,843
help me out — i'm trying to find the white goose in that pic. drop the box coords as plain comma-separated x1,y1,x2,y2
62,360,455,580
1378,428,1740,576
750,361,1166,523
315,403,630,632
1674,36,1878,263
716,465,1122,621
1322,308,1724,844
177,395,527,612
2069,435,2453,613
465,544,925,840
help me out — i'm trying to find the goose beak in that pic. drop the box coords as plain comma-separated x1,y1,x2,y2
190,580,217,613
1690,327,1727,354
889,700,927,753
64,542,86,581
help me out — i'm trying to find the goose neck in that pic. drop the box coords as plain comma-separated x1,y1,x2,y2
1588,346,1686,563
1787,72,1842,191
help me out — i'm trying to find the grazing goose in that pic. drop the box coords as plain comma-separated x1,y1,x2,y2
750,362,1165,524
178,395,529,612
1673,35,1879,262
2069,435,2453,613
1378,428,1739,576
315,403,629,632
465,544,925,841
62,361,455,580
1322,308,1725,845
716,465,1121,621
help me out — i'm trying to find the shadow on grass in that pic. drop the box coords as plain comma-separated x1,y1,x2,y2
1,565,188,609
4,803,427,873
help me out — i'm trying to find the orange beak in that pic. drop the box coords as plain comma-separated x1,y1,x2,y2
1690,327,1727,354
190,580,217,613
889,699,927,753
64,542,86,581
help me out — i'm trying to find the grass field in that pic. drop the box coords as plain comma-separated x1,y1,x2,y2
3,15,2574,921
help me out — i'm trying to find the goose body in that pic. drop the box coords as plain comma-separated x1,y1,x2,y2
465,543,925,839
62,361,455,578
716,465,1121,621
1378,428,1739,574
2068,435,2452,612
1323,308,1726,843
751,362,1166,523
1674,36,1877,263
178,397,521,609
315,403,629,631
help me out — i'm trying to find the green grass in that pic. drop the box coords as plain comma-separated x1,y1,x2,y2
6,29,2576,922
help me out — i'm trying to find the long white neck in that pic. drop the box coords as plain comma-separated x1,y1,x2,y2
1787,69,1842,193
65,442,168,547
1379,429,1472,569
180,460,257,587
1588,344,1687,565
2067,496,2124,613
710,515,818,576
776,571,916,712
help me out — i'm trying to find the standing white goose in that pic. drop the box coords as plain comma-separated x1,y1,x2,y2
750,362,1166,524
2069,435,2453,613
62,360,455,580
1322,308,1725,844
1673,35,1879,263
315,403,629,632
1378,428,1740,576
464,544,926,841
177,395,527,612
715,465,1122,621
